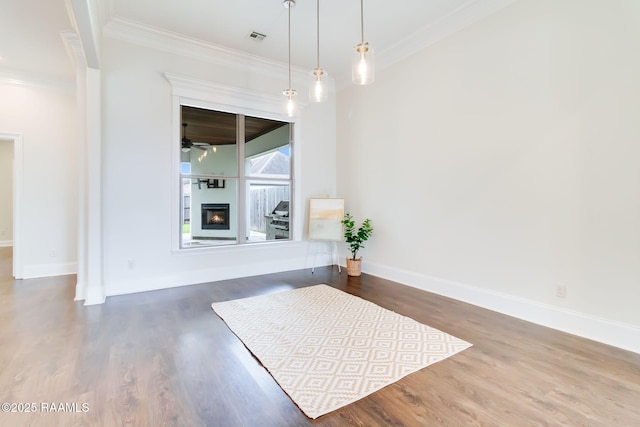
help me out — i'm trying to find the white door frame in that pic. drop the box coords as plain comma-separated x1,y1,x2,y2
0,132,23,278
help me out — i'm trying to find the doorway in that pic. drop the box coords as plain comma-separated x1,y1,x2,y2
0,133,23,278
0,139,13,246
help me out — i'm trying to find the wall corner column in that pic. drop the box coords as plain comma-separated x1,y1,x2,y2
82,67,105,305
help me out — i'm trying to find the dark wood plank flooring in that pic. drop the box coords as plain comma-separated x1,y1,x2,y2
1,246,639,426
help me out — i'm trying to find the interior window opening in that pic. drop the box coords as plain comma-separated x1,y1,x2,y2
179,105,292,248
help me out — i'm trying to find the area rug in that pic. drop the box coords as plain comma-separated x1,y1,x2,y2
211,284,472,419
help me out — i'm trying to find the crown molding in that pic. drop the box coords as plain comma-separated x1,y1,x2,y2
65,0,101,68
103,17,312,87
377,0,519,71
61,30,86,70
0,66,75,93
96,0,114,28
0,28,78,92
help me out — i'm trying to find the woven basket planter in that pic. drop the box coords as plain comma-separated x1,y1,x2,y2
346,257,363,277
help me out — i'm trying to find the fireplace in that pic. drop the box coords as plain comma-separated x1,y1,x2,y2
201,203,230,230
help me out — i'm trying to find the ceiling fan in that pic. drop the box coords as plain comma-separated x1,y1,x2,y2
181,123,208,152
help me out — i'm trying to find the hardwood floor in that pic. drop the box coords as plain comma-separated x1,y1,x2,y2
1,246,639,426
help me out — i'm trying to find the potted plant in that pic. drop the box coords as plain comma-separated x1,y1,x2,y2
342,213,373,276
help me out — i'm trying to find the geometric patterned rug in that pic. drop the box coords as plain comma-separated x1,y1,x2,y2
211,284,472,418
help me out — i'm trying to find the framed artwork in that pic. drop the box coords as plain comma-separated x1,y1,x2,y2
308,198,344,241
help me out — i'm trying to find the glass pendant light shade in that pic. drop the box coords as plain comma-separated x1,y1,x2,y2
309,68,328,102
283,88,298,117
352,42,375,85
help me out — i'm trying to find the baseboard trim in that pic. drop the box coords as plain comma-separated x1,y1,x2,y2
84,284,106,306
0,240,13,247
363,261,640,355
105,253,333,297
22,262,77,279
74,279,87,301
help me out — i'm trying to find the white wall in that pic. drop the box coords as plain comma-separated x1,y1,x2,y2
337,0,640,352
0,139,12,246
100,35,337,295
0,83,78,277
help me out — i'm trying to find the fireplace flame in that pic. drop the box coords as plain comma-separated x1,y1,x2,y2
202,204,230,230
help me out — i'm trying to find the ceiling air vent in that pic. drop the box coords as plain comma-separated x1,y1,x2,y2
249,31,267,41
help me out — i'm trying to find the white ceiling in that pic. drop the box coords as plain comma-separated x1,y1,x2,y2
0,0,517,87
0,0,75,84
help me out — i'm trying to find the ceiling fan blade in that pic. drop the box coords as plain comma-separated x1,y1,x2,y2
182,123,207,152
181,123,194,148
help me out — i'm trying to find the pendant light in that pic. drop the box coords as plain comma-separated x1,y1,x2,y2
352,0,375,85
283,0,297,117
309,0,328,102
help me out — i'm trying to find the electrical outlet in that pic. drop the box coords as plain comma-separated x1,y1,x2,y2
50,249,57,258
556,284,567,298
128,259,135,270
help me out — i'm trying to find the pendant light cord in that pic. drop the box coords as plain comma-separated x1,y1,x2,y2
316,0,320,68
360,0,364,44
288,6,292,89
